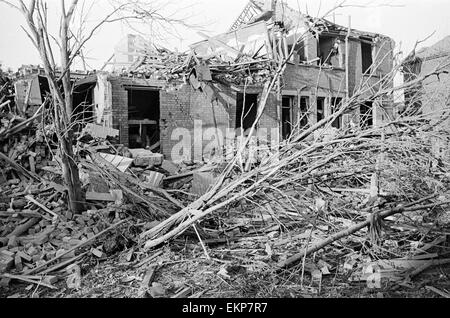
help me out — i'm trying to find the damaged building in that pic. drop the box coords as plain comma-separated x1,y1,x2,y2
71,0,395,162
402,35,450,159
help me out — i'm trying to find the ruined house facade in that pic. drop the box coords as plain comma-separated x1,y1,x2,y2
74,1,395,162
402,36,450,158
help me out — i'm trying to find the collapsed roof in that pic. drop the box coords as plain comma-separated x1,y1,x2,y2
110,0,392,87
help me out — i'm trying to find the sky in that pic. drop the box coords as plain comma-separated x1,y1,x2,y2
0,0,449,71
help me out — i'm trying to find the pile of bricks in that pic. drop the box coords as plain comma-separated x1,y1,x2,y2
0,177,118,289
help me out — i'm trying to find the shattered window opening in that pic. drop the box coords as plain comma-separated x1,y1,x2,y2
318,35,340,66
287,41,307,63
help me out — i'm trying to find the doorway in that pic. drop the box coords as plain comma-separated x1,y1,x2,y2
127,88,160,150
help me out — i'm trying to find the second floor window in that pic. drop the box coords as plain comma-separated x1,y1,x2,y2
361,42,373,74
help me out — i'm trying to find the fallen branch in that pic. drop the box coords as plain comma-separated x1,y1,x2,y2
426,286,450,298
279,199,450,269
1,273,57,290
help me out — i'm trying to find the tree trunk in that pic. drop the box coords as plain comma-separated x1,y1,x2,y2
60,134,85,214
47,79,85,215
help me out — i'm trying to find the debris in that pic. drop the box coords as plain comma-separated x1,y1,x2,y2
83,123,119,139
25,195,59,220
66,264,81,290
0,254,14,273
2,273,57,290
161,160,180,175
138,265,157,297
143,171,165,188
172,287,192,298
129,149,163,167
148,282,166,298
191,172,216,196
90,248,106,258
86,192,117,202
425,286,450,298
26,220,127,275
96,153,134,173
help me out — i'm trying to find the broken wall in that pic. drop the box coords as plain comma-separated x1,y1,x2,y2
283,64,346,126
417,55,450,158
13,76,43,117
93,73,113,127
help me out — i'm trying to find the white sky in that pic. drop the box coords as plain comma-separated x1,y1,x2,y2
0,0,449,70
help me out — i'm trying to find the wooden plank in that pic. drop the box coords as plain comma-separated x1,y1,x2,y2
86,192,115,202
2,273,57,289
98,153,134,173
25,195,59,219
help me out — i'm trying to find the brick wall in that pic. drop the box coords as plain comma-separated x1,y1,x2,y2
160,83,237,162
160,83,281,161
109,75,166,146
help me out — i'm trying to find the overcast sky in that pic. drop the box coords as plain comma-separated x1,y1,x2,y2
0,0,449,70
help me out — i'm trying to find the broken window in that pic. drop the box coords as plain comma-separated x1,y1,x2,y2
317,97,325,122
235,93,258,132
361,41,373,74
127,89,160,150
331,97,343,129
360,101,373,129
299,96,309,128
318,35,340,66
287,41,307,63
282,96,294,140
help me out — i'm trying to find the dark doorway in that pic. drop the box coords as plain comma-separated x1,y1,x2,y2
282,96,294,140
317,97,325,122
127,89,160,149
331,97,343,129
361,41,373,74
360,101,373,128
235,93,258,132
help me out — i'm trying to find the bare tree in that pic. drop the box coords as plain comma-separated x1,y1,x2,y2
0,0,199,213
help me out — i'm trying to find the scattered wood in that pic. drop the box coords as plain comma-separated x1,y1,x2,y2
138,265,158,297
86,192,116,202
426,286,450,298
279,199,450,268
1,273,57,289
172,287,192,298
25,195,59,219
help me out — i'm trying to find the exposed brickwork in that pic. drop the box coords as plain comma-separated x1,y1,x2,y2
101,33,394,159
